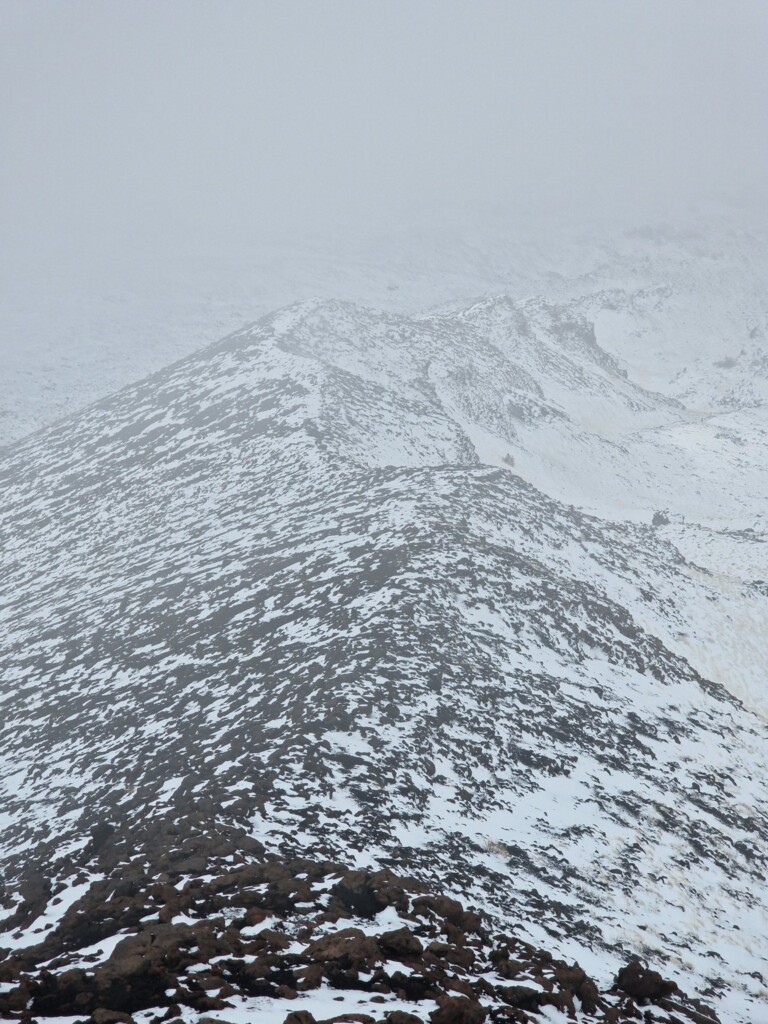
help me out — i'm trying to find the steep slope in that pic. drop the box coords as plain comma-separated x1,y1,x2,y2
2,301,768,1022
228,299,768,716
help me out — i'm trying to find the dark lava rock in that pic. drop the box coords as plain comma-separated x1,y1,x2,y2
430,995,487,1023
615,960,679,1002
91,1010,135,1024
330,870,411,919
498,984,542,1010
379,927,424,958
304,927,380,969
283,1012,318,1024
0,852,723,1024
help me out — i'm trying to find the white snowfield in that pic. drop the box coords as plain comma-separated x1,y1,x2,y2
1,221,768,1022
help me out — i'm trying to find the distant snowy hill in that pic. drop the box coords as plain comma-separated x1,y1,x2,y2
2,291,768,1022
2,218,767,446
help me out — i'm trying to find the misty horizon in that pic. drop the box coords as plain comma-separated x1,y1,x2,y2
1,0,767,284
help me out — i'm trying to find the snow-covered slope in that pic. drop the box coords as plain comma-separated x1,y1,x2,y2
2,298,767,1022
2,217,766,449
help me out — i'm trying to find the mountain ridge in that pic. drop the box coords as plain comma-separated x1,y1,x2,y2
1,294,768,1022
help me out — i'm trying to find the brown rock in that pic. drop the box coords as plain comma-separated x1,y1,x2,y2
388,969,436,1001
444,923,466,947
578,978,600,1014
426,941,475,969
493,958,524,979
283,1013,317,1024
541,990,575,1016
498,985,541,1011
429,996,486,1024
91,951,174,1012
615,961,679,1002
295,963,324,991
91,1010,134,1024
319,1016,376,1024
255,929,294,951
444,976,475,997
245,907,269,926
275,984,298,999
330,870,409,919
304,928,379,969
378,927,423,958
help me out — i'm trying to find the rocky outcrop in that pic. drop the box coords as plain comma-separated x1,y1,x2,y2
0,855,720,1024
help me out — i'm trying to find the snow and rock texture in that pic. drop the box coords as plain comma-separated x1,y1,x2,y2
0,835,722,1024
1,217,767,448
2,293,768,1022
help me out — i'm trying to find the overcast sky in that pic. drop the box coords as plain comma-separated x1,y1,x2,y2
1,1,766,279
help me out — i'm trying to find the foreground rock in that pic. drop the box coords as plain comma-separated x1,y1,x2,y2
0,853,720,1024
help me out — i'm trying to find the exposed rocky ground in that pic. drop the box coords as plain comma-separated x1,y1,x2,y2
0,820,721,1024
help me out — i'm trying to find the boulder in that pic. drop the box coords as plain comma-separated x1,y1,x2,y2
304,928,379,970
615,961,679,1002
91,952,172,1012
283,1012,317,1024
295,963,324,991
498,984,542,1011
378,927,423,958
91,1010,135,1024
426,940,475,969
330,871,409,918
429,996,486,1024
